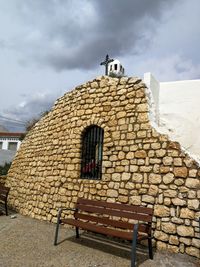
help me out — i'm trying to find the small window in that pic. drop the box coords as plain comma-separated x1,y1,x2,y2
114,64,118,70
0,142,2,149
110,65,112,71
81,125,104,180
8,142,17,151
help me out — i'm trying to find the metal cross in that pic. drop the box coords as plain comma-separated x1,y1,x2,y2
100,54,114,75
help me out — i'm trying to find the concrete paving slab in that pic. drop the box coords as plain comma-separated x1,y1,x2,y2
0,213,199,267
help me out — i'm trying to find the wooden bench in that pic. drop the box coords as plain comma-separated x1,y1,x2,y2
0,184,10,216
54,198,154,267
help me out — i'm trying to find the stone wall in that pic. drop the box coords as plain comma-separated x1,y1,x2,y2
6,76,200,258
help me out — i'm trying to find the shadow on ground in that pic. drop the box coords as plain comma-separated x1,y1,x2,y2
61,232,150,266
0,212,199,267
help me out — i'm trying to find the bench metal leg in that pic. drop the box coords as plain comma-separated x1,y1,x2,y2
148,237,153,260
54,209,62,246
131,224,138,267
76,227,79,238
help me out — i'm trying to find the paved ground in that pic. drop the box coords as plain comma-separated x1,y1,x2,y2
0,211,199,267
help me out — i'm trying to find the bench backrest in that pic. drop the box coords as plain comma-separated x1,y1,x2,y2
0,184,10,202
74,198,153,234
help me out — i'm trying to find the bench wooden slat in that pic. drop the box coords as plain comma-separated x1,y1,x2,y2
62,218,134,240
75,212,133,230
77,198,153,215
74,213,150,234
76,203,152,222
62,218,148,241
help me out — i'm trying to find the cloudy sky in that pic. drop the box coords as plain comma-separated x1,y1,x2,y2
0,0,199,131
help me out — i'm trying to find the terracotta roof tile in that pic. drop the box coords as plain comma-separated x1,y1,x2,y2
0,132,23,137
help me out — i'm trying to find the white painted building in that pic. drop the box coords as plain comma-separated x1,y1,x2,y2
0,132,22,151
108,59,125,77
144,72,200,160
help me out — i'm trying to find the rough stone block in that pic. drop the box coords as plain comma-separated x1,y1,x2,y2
163,156,173,166
185,247,200,258
116,111,126,119
148,185,159,196
154,205,170,217
169,235,179,245
126,152,134,159
180,208,195,219
118,196,128,203
107,189,118,198
149,173,162,184
142,195,155,204
156,149,166,157
172,198,186,206
162,223,176,234
163,173,175,184
177,226,194,237
174,167,188,178
132,173,143,183
135,150,147,158
154,230,169,241
188,199,199,210
189,169,198,177
112,173,121,181
160,166,170,174
179,237,191,245
185,178,200,189
129,196,141,205
157,241,167,250
192,238,200,248
164,189,177,198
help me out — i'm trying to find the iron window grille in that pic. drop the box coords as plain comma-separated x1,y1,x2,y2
81,125,104,180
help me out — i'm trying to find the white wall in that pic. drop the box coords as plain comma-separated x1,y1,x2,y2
0,137,21,151
159,79,200,158
143,72,160,124
145,73,200,159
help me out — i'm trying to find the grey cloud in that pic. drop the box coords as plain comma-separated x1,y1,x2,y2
12,0,176,71
0,39,6,48
3,93,57,123
134,54,200,81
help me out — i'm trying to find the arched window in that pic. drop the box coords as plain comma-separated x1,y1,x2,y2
81,125,104,180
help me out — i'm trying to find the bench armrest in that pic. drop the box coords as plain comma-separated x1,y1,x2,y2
57,208,76,221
